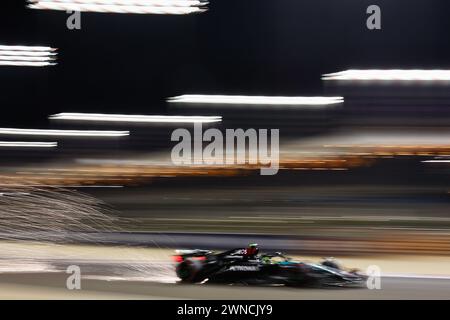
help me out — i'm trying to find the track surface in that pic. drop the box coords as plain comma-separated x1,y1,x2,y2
0,260,449,299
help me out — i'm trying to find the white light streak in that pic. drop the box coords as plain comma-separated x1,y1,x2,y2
0,141,57,148
0,50,56,57
0,61,55,67
322,69,450,81
0,44,57,67
0,128,129,137
168,95,344,106
0,56,54,62
422,160,450,163
28,0,208,14
0,45,55,52
31,0,206,6
50,113,222,123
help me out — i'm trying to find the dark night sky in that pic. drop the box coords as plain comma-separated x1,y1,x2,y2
0,0,450,127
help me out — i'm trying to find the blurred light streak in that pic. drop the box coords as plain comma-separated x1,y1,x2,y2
322,144,450,157
31,0,206,6
0,45,55,52
0,51,56,57
322,69,450,81
0,45,57,67
0,56,54,62
0,141,57,148
0,192,31,196
50,113,222,123
0,61,55,67
168,95,344,106
63,185,124,188
0,184,123,188
28,0,208,14
0,128,129,137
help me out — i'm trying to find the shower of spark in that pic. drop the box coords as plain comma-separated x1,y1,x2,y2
0,187,170,278
0,186,119,242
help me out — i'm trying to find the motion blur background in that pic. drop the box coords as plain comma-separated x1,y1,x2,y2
0,0,449,298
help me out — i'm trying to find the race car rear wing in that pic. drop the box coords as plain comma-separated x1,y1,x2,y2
173,249,212,262
175,249,212,256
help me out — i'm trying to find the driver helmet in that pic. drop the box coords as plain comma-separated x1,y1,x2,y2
245,243,259,256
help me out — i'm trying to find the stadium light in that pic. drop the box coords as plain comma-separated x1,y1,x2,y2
322,69,450,81
0,44,57,67
27,0,208,14
50,113,222,123
0,141,57,147
167,95,344,106
0,128,129,137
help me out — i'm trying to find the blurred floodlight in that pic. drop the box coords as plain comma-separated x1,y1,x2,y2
317,132,450,146
0,44,57,67
0,61,55,67
0,56,53,62
0,51,56,57
27,0,208,14
30,0,206,6
0,141,57,147
167,95,344,106
0,45,55,52
0,128,129,137
50,113,222,123
322,69,450,81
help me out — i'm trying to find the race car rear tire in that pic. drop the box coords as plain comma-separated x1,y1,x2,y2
176,260,203,283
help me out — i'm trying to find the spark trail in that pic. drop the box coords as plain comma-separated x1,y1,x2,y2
0,187,172,279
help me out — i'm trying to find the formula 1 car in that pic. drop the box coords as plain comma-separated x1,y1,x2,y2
173,247,367,287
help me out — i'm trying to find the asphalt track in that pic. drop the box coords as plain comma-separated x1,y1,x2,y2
0,260,449,299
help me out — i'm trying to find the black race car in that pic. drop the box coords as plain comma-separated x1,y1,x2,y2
173,247,367,287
